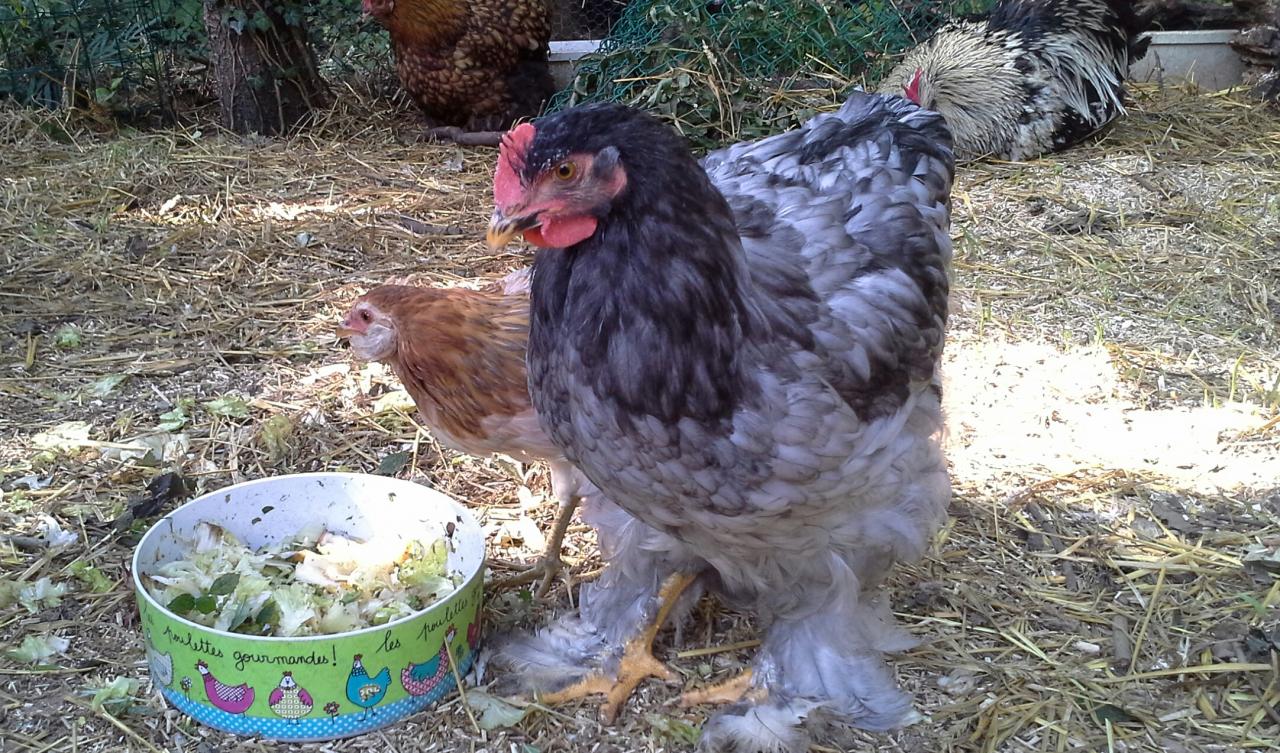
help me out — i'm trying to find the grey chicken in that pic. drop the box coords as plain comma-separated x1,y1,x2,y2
484,93,955,752
879,0,1151,161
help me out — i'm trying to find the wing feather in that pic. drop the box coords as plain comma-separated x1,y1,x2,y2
702,93,954,419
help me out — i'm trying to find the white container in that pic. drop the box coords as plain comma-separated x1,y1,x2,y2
133,473,486,742
1131,30,1246,91
549,39,602,89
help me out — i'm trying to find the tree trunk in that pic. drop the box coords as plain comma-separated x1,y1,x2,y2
203,0,329,135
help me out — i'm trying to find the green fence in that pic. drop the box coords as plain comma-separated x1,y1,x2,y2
554,0,994,147
0,0,409,121
1,0,987,137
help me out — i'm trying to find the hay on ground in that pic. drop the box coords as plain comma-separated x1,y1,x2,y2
0,83,1277,753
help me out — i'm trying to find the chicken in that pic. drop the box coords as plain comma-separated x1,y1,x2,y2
346,654,390,720
1231,17,1280,105
483,94,954,752
268,671,314,722
196,660,255,715
336,270,591,595
401,625,458,696
362,0,555,144
878,0,1151,161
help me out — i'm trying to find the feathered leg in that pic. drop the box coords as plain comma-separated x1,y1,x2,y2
539,570,696,722
487,493,702,722
697,569,921,753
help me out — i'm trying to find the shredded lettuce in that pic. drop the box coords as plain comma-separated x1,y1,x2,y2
18,577,68,613
142,521,459,637
6,634,71,664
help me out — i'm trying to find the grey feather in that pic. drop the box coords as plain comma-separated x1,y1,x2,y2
504,92,955,752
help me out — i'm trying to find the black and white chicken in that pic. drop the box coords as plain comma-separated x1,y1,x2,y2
484,91,954,751
879,0,1152,161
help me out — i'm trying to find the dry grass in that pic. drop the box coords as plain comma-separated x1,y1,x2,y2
1,83,1278,753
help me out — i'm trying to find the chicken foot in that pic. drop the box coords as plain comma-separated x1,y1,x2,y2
489,496,577,597
678,669,760,707
536,571,697,723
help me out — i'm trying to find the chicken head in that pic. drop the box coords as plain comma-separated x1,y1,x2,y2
337,298,398,362
487,121,629,250
361,0,394,21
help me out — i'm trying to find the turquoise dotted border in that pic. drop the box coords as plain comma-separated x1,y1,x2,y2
160,652,475,742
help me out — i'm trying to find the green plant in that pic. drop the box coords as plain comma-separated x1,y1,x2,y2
555,0,995,148
0,0,391,114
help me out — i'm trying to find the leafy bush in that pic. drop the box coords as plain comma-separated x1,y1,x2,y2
0,0,164,106
555,0,995,148
0,0,391,112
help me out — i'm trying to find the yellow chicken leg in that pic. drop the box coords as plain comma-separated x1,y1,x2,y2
679,669,760,707
537,571,697,723
489,497,578,596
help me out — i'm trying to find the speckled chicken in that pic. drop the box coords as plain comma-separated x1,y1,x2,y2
268,671,314,722
363,0,555,141
484,93,954,752
879,0,1151,161
337,269,593,595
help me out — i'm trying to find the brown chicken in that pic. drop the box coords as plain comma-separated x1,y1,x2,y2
336,270,587,595
362,0,555,142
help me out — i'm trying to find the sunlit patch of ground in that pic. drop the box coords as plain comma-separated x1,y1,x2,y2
1,86,1277,752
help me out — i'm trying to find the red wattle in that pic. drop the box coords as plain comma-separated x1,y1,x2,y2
524,227,547,247
528,216,598,249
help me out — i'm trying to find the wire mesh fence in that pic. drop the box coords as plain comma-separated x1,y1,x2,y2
552,0,995,147
548,0,629,39
0,0,427,122
1,0,983,136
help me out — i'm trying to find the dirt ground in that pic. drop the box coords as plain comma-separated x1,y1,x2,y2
1,84,1278,753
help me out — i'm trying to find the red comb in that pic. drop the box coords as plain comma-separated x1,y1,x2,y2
495,122,536,210
903,68,923,105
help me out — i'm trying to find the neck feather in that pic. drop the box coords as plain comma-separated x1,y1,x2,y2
387,0,466,45
384,292,530,440
529,163,760,423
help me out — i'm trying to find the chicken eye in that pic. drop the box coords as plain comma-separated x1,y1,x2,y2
554,162,577,181
359,310,372,322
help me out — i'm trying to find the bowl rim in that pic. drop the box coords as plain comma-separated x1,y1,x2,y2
131,471,484,643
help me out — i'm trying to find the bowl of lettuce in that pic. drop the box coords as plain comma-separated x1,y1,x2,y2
132,472,484,742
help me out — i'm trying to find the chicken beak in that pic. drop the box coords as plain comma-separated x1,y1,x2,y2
335,322,357,338
486,210,539,251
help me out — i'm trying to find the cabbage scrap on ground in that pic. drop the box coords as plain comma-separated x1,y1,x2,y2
142,522,458,636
